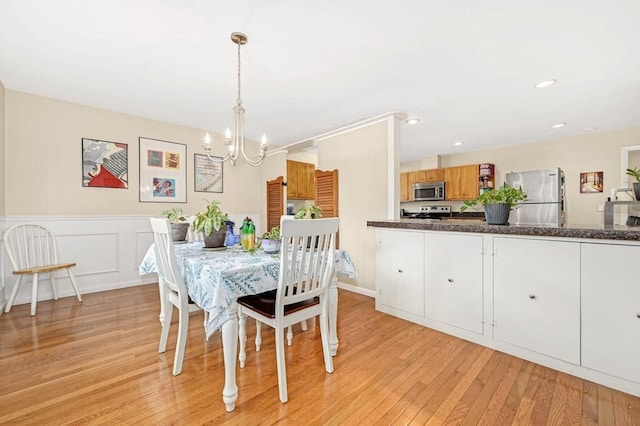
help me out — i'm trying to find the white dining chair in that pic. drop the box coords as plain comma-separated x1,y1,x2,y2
3,224,82,316
150,217,205,375
237,217,339,403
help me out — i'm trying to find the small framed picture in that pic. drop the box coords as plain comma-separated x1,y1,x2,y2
139,137,187,203
580,171,604,193
194,153,223,193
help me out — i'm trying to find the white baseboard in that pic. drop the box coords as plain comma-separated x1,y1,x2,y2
337,281,375,298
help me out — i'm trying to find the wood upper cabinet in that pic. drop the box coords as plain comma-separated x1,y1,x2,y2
444,164,479,201
286,160,315,200
400,168,444,202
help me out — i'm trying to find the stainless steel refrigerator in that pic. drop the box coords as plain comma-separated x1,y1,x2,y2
506,168,565,226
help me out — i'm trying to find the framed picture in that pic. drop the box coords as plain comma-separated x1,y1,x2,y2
580,171,604,193
139,137,187,203
194,153,223,193
82,138,128,189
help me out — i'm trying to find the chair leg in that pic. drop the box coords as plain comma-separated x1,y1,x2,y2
67,269,82,302
203,310,209,341
50,272,59,300
287,325,293,346
173,300,189,376
275,326,288,403
30,273,39,316
158,299,173,354
255,320,262,351
319,312,334,374
4,276,23,313
238,310,247,368
301,319,308,331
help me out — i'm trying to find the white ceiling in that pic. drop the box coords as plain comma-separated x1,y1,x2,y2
1,0,639,162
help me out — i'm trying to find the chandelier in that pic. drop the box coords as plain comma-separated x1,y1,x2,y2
203,32,267,167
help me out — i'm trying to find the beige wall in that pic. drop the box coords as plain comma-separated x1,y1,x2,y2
318,120,389,291
0,82,5,216
4,90,263,217
403,127,640,225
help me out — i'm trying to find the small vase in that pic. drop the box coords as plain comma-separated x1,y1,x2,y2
170,223,190,242
484,203,511,225
203,226,228,248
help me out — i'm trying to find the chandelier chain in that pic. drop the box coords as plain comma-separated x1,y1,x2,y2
236,41,242,106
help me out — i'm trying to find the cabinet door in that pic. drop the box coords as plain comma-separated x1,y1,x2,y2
400,172,410,202
286,160,299,199
444,167,461,200
493,237,580,364
582,243,640,383
376,230,424,317
425,232,483,334
299,162,315,199
425,168,445,182
445,165,479,200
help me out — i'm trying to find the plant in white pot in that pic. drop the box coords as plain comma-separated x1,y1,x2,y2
161,207,190,242
191,200,229,249
460,184,527,225
294,202,322,219
626,167,640,201
259,226,281,254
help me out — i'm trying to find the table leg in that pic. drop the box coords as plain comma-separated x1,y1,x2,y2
221,301,239,412
158,277,166,326
329,274,339,356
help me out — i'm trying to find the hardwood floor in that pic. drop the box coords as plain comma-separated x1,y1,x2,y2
1,285,639,425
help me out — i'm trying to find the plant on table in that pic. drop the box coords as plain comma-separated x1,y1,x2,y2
294,202,323,219
460,184,527,225
627,167,640,200
192,200,229,248
161,207,189,241
259,225,281,254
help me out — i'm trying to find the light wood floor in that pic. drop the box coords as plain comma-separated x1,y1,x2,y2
1,285,639,425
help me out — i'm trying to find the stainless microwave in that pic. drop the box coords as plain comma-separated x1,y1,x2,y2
413,181,445,201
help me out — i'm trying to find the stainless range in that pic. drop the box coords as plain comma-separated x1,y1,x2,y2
402,205,452,221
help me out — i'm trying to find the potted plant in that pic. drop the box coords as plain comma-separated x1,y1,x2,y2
192,200,229,249
259,225,281,254
460,184,527,225
294,202,323,219
161,207,190,242
626,166,640,200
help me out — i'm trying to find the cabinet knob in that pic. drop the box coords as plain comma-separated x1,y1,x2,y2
528,294,536,299
447,278,454,283
398,269,403,273
636,313,640,319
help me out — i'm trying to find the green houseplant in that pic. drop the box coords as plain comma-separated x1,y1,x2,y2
192,200,229,248
626,166,640,200
161,207,189,242
259,225,281,254
460,184,527,225
294,202,323,219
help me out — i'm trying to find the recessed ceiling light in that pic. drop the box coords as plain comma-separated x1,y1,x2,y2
405,117,421,125
453,141,464,146
551,123,566,129
535,79,557,88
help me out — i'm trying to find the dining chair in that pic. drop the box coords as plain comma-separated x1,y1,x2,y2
3,224,82,316
150,217,205,375
237,217,339,403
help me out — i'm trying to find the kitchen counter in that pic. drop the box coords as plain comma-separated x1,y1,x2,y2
367,218,640,241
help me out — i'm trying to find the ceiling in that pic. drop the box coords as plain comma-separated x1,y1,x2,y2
1,0,639,162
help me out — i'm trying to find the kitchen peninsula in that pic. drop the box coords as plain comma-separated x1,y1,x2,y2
367,219,640,397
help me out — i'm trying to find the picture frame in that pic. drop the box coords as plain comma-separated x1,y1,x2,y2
139,137,187,203
194,153,223,193
580,171,604,193
82,138,128,189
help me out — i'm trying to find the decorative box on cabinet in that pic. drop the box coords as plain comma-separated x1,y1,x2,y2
581,243,640,384
424,232,484,334
492,237,580,364
375,229,424,317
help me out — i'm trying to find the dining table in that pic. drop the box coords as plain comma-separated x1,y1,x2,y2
138,241,357,412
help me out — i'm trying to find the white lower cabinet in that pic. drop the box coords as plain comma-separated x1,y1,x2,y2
424,232,483,334
375,229,424,317
492,237,581,365
581,243,640,384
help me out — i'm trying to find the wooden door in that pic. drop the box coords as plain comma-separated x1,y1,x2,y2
266,176,284,232
315,169,339,247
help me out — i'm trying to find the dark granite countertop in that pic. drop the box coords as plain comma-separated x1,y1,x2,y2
366,219,640,241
